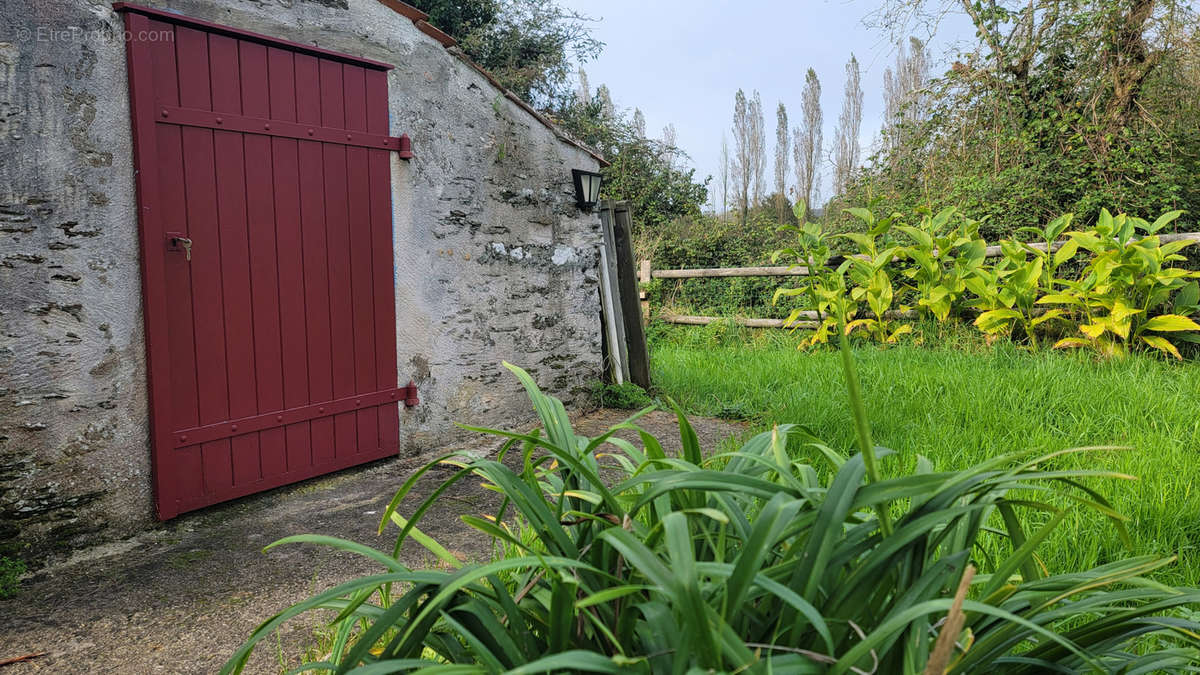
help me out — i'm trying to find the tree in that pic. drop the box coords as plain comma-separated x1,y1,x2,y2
595,84,614,119
407,0,602,107
731,89,753,224
553,83,708,236
774,102,790,223
749,92,767,209
576,67,591,106
832,54,863,197
719,134,730,222
882,37,929,155
660,123,678,168
793,68,823,211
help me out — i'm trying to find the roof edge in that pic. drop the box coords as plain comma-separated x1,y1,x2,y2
375,0,608,167
375,0,427,22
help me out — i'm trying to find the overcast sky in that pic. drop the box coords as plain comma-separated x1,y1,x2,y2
557,0,975,209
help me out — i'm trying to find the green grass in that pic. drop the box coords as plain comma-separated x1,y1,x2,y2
650,323,1200,587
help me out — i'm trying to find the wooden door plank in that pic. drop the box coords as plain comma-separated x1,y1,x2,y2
268,47,313,473
148,22,205,508
296,53,336,465
344,62,379,453
211,33,262,486
240,40,287,479
176,28,235,494
365,69,399,453
319,62,358,461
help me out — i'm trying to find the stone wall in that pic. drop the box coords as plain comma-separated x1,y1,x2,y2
0,0,604,564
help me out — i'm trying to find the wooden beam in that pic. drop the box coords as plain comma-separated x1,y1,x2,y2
647,232,1200,281
652,265,810,279
661,314,818,329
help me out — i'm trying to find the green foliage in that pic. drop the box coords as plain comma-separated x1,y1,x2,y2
1041,209,1200,358
644,209,794,319
843,1,1200,239
771,205,1200,357
0,555,25,599
226,362,1200,673
552,98,708,237
588,380,653,410
406,0,601,107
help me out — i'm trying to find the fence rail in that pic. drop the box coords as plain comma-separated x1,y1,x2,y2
650,265,810,279
641,230,1200,329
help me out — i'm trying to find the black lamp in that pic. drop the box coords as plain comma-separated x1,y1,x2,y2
572,169,603,210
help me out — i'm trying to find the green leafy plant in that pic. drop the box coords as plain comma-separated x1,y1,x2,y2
838,208,912,344
773,202,849,347
1041,209,1200,358
966,243,1062,347
895,206,987,322
225,355,1200,673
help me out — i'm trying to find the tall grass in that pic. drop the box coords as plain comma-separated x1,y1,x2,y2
651,323,1200,587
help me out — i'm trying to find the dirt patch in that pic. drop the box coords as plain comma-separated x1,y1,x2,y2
0,409,745,674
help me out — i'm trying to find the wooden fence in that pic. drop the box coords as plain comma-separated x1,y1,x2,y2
639,231,1200,329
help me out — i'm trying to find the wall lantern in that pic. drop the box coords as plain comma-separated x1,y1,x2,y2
572,169,603,210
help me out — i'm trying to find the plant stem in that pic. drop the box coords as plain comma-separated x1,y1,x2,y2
837,318,894,536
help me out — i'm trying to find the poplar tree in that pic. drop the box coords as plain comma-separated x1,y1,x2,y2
774,102,789,223
832,54,863,197
731,89,753,224
882,37,929,155
793,68,823,211
749,92,767,209
719,134,730,222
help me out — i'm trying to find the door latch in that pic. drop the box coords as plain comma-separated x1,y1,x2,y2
167,233,193,261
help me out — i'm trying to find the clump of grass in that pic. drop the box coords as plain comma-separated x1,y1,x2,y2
0,556,25,599
588,380,654,409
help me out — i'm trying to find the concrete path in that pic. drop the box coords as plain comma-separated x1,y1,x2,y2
0,409,746,674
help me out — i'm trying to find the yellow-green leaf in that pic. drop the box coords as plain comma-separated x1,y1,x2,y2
1110,299,1143,324
1030,309,1065,327
1141,335,1182,360
1052,238,1079,266
1037,293,1081,306
974,308,1021,333
1142,314,1200,332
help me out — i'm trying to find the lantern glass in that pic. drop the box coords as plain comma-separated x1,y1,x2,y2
572,169,603,209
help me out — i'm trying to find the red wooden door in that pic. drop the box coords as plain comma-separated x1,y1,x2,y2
117,4,410,519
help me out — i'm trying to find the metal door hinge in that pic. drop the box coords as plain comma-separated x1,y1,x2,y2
402,380,419,408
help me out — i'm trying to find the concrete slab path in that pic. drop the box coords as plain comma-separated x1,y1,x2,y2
0,409,746,674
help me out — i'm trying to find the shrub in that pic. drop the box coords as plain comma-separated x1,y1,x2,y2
224,351,1200,673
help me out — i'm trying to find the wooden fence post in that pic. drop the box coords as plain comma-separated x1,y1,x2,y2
638,259,651,323
611,202,651,389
